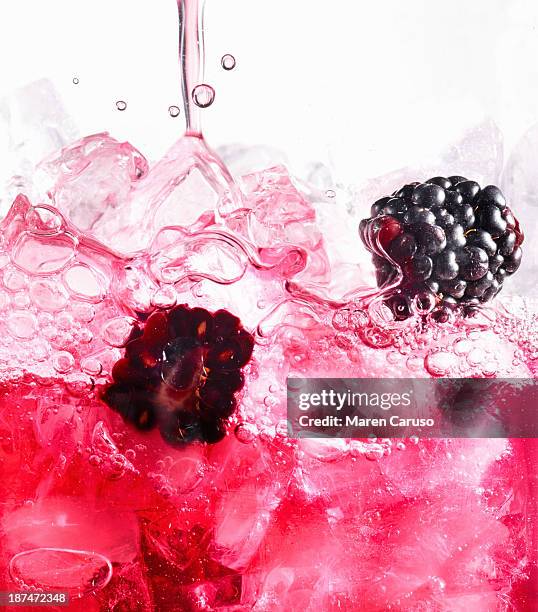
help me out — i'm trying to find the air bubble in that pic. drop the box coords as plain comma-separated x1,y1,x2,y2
192,84,215,108
116,100,127,111
221,54,236,70
72,77,79,85
386,351,401,365
482,362,498,377
424,350,458,377
234,423,257,444
72,303,95,323
326,189,336,198
64,264,105,303
168,105,180,118
12,293,30,309
56,313,75,331
263,395,277,408
66,373,93,396
125,449,136,461
9,548,113,597
453,339,473,356
3,269,27,292
102,317,136,347
7,311,37,340
52,351,75,374
332,309,349,331
81,357,102,377
275,420,289,437
30,279,69,312
467,347,486,366
12,233,76,275
76,328,93,344
89,455,102,466
31,339,51,362
406,355,423,371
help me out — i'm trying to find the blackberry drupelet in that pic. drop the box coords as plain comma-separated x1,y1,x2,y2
359,177,524,320
101,305,254,445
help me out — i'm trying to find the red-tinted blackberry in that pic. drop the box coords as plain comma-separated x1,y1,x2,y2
101,305,254,445
359,177,524,319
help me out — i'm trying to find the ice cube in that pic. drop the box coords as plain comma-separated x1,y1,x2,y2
37,132,148,236
502,122,538,294
0,79,78,216
217,143,289,179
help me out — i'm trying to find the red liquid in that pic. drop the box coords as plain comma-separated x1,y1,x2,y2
0,1,536,610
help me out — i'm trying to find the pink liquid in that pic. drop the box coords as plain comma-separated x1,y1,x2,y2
0,1,536,610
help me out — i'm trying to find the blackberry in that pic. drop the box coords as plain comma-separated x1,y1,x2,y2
101,305,254,445
360,177,524,319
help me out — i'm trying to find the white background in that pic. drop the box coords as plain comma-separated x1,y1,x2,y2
0,0,538,185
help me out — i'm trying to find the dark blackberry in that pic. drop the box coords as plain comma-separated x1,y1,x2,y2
101,305,254,445
360,177,524,320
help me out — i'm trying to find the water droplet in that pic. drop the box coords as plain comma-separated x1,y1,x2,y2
168,105,180,118
72,77,79,85
116,100,127,111
326,189,336,198
413,291,436,315
192,84,215,108
221,54,236,70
